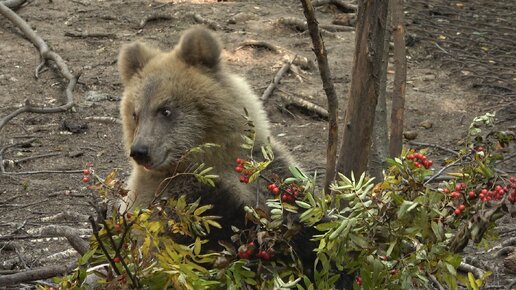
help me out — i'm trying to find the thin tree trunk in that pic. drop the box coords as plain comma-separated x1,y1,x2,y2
299,0,339,194
369,2,391,181
389,0,406,157
337,0,390,178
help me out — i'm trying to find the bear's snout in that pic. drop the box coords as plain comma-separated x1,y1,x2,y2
130,144,151,166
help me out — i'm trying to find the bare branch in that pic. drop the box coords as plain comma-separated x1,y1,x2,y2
2,0,28,9
28,225,90,255
191,13,220,31
0,261,76,286
458,261,486,278
299,0,339,194
281,94,329,119
0,2,78,133
65,31,116,38
312,0,357,12
261,58,295,101
139,13,174,29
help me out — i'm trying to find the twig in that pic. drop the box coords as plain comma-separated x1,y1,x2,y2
139,13,174,29
427,272,445,290
88,216,120,275
236,40,283,54
261,58,295,101
64,31,116,38
299,0,339,194
278,17,353,33
2,169,84,175
280,94,329,119
408,141,460,156
2,153,60,169
423,153,471,185
0,138,37,173
102,219,138,287
2,0,28,9
191,13,220,31
0,2,78,132
495,246,516,258
84,116,122,125
458,261,486,278
0,260,77,286
312,0,357,12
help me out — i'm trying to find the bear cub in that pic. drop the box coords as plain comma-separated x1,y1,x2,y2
118,27,296,244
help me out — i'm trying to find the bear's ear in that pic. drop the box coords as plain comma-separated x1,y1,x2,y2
118,42,160,85
176,27,221,69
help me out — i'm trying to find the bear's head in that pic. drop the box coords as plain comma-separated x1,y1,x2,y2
118,27,243,173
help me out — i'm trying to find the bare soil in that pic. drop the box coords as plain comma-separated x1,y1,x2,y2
0,0,514,289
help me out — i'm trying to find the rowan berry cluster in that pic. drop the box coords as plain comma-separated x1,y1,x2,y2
237,241,274,261
82,168,91,183
235,158,253,183
267,182,302,203
406,152,433,169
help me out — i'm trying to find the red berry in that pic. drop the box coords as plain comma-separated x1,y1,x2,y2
481,189,488,195
83,169,91,175
454,208,462,215
390,269,398,275
468,191,476,198
355,276,363,286
113,257,121,263
455,184,462,192
414,153,422,160
458,204,466,211
267,184,275,191
424,160,433,168
477,146,484,152
248,241,255,247
235,166,244,173
510,176,515,183
281,194,288,202
114,224,122,232
272,187,280,194
443,188,450,194
236,158,244,165
407,154,415,160
82,176,90,183
414,162,422,168
239,176,248,183
420,155,427,162
451,191,461,198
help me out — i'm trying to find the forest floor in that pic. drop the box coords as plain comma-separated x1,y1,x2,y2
0,0,514,289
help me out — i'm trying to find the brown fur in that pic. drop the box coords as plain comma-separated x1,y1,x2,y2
118,27,295,221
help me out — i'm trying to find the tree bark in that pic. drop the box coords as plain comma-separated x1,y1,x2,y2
336,0,390,178
368,2,391,181
389,0,406,157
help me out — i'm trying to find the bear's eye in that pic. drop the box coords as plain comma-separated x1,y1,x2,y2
159,107,173,118
132,112,137,120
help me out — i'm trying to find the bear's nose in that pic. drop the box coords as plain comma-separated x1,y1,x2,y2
130,144,150,164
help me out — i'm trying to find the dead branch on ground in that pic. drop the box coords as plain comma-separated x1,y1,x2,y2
2,152,60,169
278,17,354,33
237,40,283,54
312,0,357,12
85,116,122,125
281,94,329,119
191,13,220,31
27,225,90,255
2,0,28,9
41,210,90,222
0,3,79,133
261,57,295,101
299,0,339,194
458,262,486,279
65,31,116,38
139,13,174,29
0,260,77,286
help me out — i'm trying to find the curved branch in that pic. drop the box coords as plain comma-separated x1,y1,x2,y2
0,2,78,132
2,0,28,9
0,260,76,286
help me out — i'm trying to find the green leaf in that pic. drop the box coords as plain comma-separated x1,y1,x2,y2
397,200,419,219
468,272,479,290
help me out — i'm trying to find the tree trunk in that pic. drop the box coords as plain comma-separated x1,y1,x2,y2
389,0,407,157
368,2,391,181
337,0,390,178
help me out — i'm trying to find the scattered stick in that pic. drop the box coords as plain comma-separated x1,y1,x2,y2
191,13,220,31
26,225,90,255
64,31,116,38
312,0,357,12
495,246,516,258
281,94,329,119
41,210,90,223
85,116,122,125
2,169,84,175
427,273,445,290
261,57,296,101
0,3,79,132
458,261,486,278
408,141,460,156
299,0,339,194
139,13,174,29
2,153,60,169
423,153,471,185
236,40,283,54
278,17,354,33
0,260,77,286
2,0,28,9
